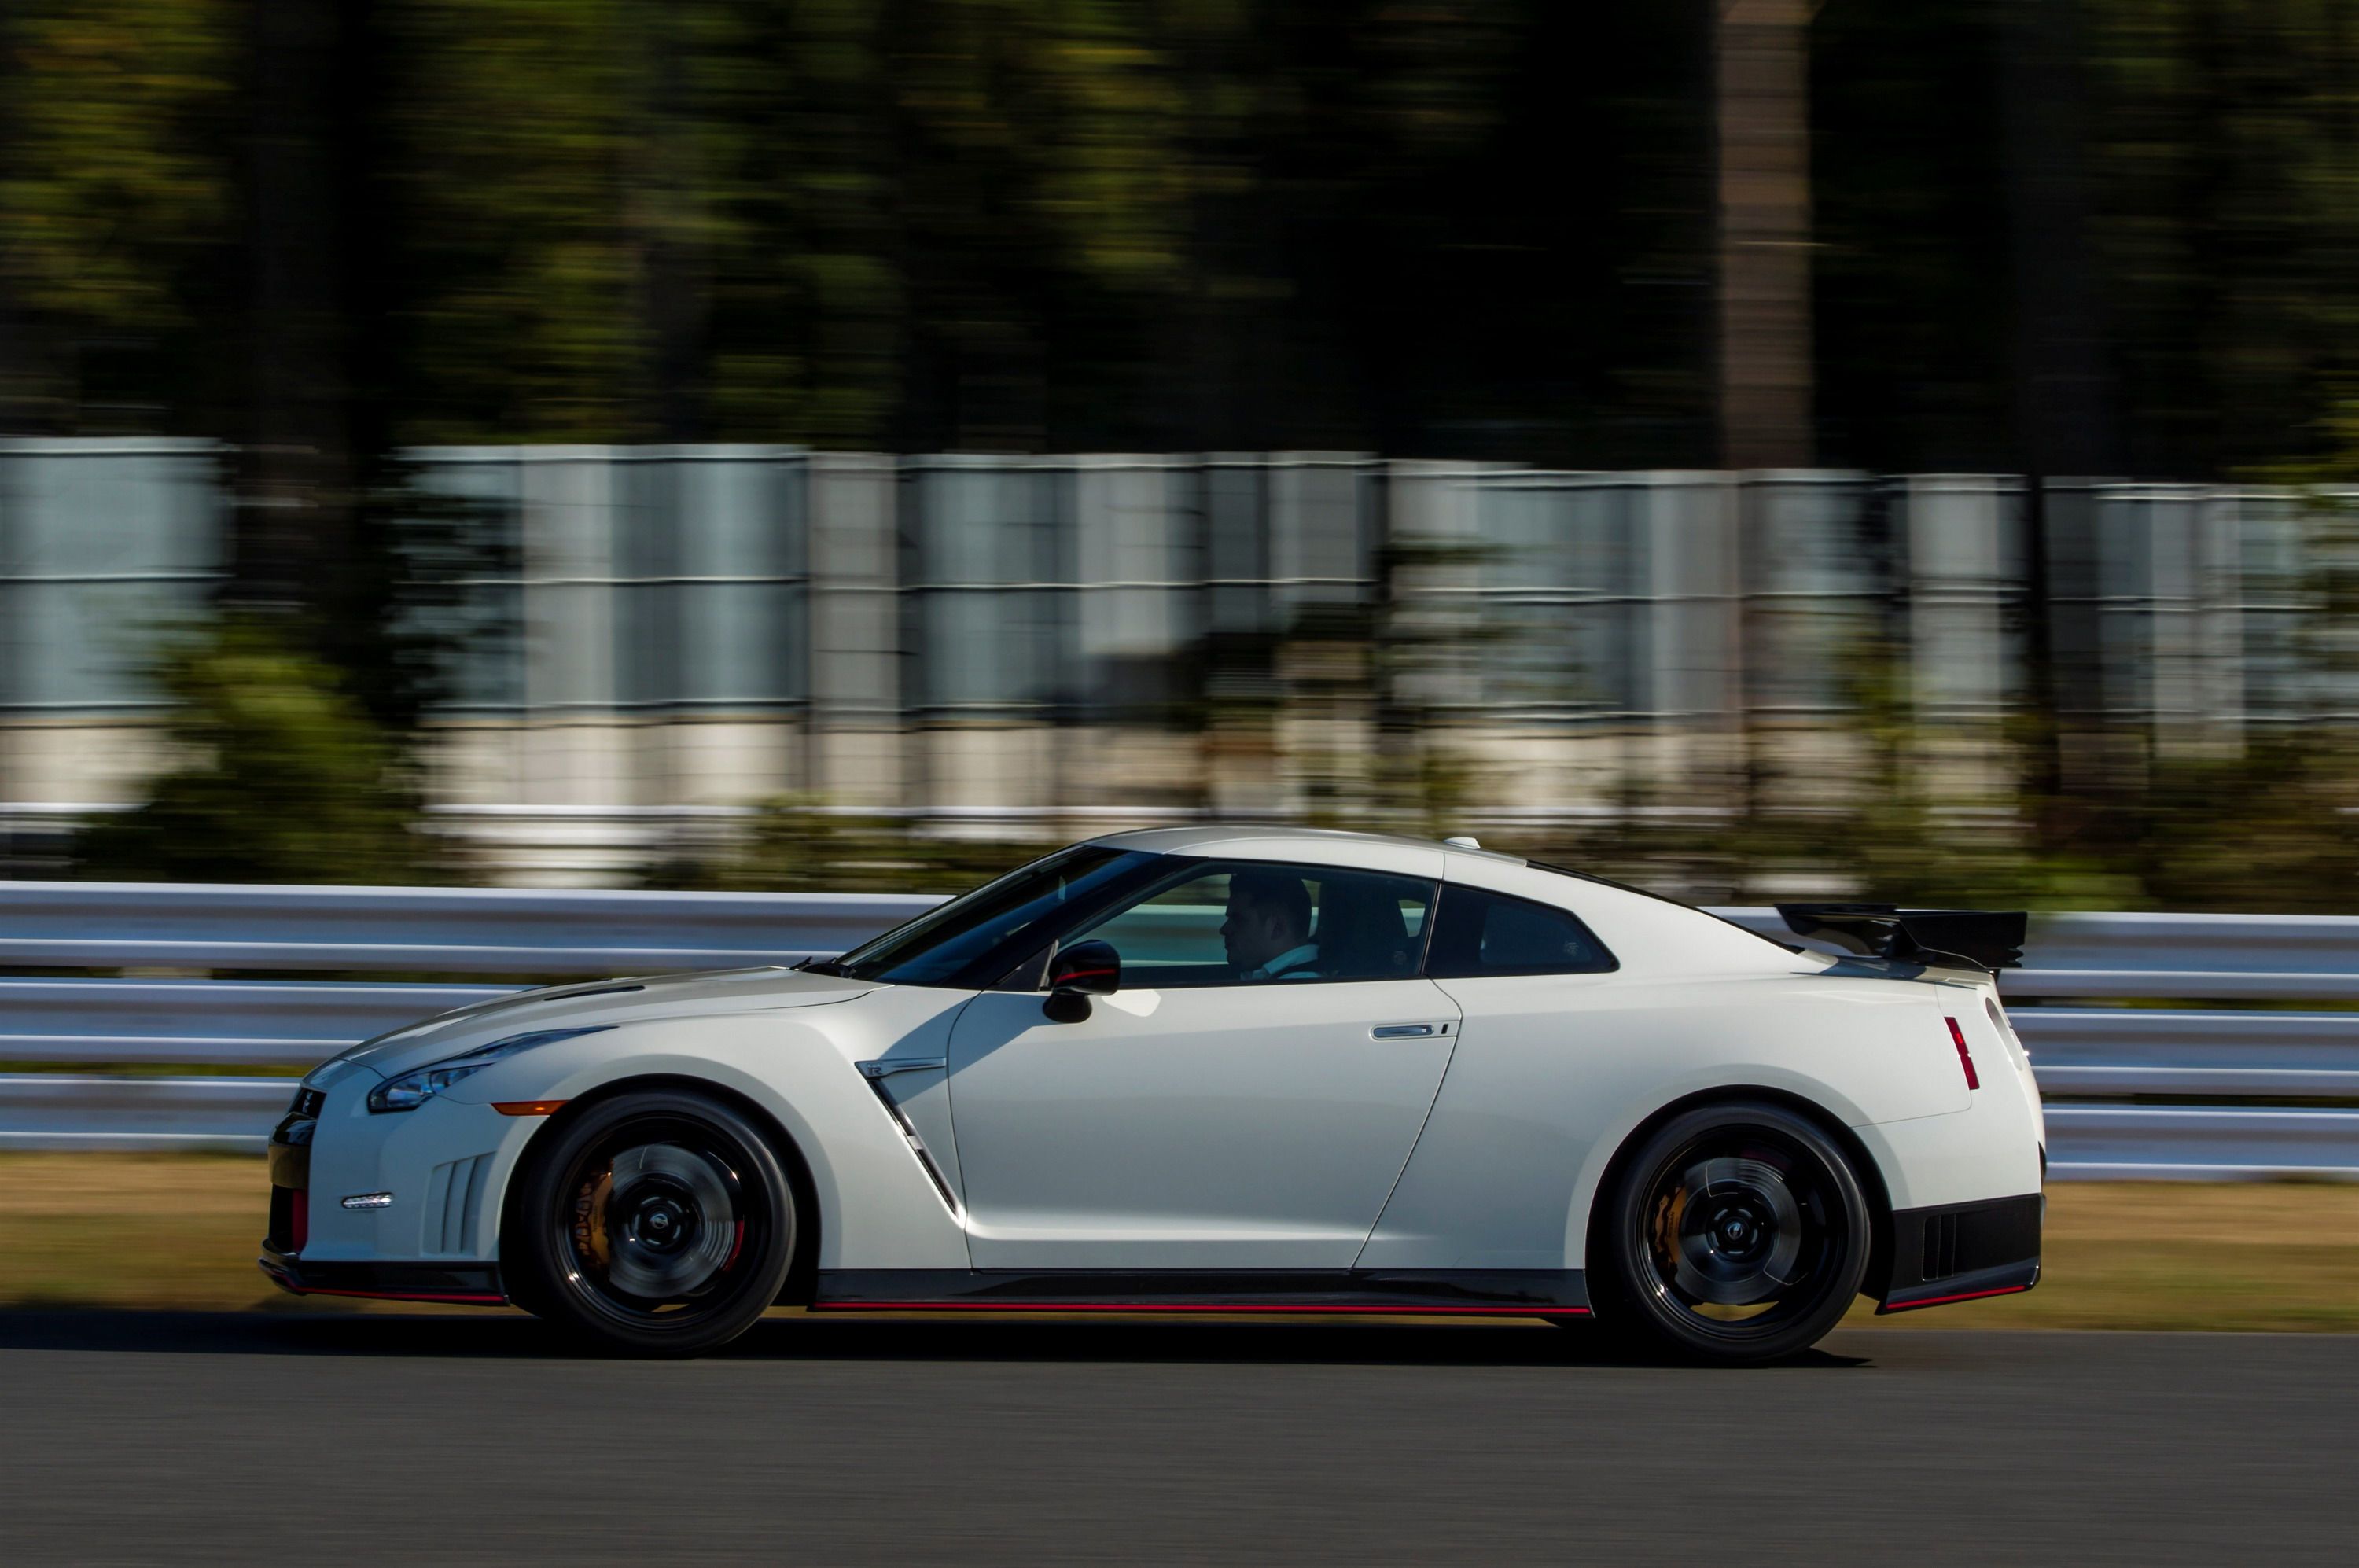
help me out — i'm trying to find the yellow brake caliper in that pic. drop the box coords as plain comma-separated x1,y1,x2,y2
1651,1184,1687,1277
572,1172,614,1272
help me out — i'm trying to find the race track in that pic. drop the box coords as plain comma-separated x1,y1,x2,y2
2,1313,2352,1566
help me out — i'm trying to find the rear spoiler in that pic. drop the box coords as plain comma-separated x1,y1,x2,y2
1775,904,2027,973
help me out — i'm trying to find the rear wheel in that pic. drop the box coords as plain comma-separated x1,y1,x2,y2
1594,1101,1869,1364
507,1088,797,1356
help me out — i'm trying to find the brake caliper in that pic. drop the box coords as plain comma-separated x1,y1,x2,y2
571,1172,614,1272
1651,1185,1687,1272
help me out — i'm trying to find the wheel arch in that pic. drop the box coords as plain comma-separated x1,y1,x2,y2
1577,1084,1897,1303
495,1072,825,1306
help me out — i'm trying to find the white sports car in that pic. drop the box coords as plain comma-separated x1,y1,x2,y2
261,826,2045,1361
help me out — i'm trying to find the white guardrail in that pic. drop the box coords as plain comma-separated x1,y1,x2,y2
1,883,2356,1178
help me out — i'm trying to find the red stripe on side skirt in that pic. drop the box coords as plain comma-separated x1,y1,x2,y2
811,1301,1591,1316
1883,1283,2030,1312
280,1284,508,1305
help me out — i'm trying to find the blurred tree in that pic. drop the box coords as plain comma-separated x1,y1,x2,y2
1815,0,2359,482
379,0,1718,461
392,0,646,440
1811,2,2015,470
1716,0,1816,468
7,1,2353,479
2082,0,2359,481
0,0,237,431
235,0,359,612
71,618,443,884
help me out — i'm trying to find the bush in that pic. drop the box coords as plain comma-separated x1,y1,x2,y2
70,617,442,885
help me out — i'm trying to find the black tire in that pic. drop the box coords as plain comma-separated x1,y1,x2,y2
506,1088,797,1356
1592,1100,1870,1364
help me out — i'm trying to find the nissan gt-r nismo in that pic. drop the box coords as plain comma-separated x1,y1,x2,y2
259,826,2045,1361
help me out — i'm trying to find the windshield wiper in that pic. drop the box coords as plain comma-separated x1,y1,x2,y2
793,956,856,977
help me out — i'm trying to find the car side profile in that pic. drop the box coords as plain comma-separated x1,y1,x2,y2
260,826,2044,1361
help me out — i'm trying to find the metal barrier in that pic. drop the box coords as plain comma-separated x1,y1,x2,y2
0,978,515,1066
0,880,939,974
0,1075,289,1152
2038,1106,2359,1181
1,885,2355,1176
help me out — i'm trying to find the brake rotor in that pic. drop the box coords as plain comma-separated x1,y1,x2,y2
599,1143,739,1300
1662,1155,1805,1307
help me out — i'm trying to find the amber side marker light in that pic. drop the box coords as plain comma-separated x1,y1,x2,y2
493,1100,569,1117
1945,1017,1980,1091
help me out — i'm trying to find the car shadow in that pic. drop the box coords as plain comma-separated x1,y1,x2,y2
0,1306,1872,1371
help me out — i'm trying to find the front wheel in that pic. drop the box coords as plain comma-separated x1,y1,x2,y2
506,1088,798,1356
1593,1101,1870,1364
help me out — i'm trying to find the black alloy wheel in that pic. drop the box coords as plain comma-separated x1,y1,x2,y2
508,1088,798,1356
1595,1100,1870,1364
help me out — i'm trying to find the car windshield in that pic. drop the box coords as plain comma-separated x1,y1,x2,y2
823,846,1157,986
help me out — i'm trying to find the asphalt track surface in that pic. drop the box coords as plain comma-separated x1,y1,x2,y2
2,1313,2353,1566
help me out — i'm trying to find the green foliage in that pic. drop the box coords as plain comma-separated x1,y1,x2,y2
393,0,650,441
356,0,1609,451
0,0,234,330
4,1,2356,471
0,0,237,423
2081,0,2359,477
71,620,443,885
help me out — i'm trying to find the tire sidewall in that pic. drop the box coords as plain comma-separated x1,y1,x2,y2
508,1088,798,1356
1602,1100,1870,1364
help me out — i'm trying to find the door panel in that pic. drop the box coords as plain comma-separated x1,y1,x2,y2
945,980,1461,1268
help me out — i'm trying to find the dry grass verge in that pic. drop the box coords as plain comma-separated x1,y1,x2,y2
2,1153,2353,1330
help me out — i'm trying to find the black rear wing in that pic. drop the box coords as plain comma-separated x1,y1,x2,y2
1775,904,2027,973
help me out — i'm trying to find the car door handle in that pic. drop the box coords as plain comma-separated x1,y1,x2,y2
1371,1022,1454,1040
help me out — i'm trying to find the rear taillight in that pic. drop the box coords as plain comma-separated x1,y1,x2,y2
1945,1016,1980,1090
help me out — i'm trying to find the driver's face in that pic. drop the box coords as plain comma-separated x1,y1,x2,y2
1221,892,1285,972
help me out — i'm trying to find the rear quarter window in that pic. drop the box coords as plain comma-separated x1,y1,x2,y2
1425,884,1617,977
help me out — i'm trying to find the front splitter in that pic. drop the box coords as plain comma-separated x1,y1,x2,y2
259,1246,507,1305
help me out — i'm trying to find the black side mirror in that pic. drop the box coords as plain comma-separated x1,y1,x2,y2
1042,939,1119,1021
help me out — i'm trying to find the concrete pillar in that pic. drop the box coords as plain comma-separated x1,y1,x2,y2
807,453,902,808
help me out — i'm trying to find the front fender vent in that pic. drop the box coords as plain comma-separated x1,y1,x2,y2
423,1154,491,1255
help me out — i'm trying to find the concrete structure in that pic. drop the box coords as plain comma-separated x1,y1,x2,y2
4,441,2352,879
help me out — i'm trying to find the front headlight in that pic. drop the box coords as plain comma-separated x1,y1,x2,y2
365,1026,612,1113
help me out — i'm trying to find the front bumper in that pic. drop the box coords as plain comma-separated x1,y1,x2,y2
259,1077,537,1306
259,1246,507,1305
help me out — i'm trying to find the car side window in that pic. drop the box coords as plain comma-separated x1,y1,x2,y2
1424,884,1617,977
1064,862,1437,987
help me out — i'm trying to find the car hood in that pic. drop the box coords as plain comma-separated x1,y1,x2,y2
311,965,880,1084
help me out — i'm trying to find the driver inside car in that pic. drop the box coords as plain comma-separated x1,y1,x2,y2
1221,870,1322,981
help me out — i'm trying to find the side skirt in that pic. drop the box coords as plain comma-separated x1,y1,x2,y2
809,1269,1589,1317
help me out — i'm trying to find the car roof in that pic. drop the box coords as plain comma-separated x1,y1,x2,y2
1084,823,1529,866
1081,823,1805,977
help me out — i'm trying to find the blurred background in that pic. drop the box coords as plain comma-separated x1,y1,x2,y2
0,0,2357,1378
2,0,2357,906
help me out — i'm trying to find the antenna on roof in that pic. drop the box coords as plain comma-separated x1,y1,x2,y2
1441,835,1481,849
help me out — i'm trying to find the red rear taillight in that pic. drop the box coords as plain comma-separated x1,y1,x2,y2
1945,1016,1980,1090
